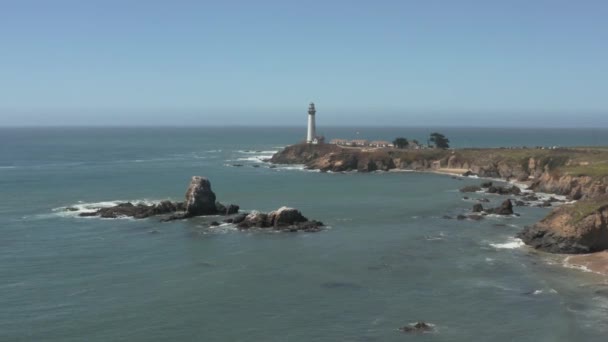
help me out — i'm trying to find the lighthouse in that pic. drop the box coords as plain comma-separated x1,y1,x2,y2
306,102,317,144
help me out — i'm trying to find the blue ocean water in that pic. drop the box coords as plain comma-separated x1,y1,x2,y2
1,127,608,342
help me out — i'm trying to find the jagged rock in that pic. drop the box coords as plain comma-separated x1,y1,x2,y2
400,322,433,333
487,199,514,215
80,177,238,221
185,176,217,216
460,185,482,193
215,202,240,215
267,207,308,227
472,203,484,212
237,211,269,229
209,221,220,226
522,194,539,201
514,200,526,206
462,171,476,177
488,185,521,195
481,181,493,188
518,199,608,253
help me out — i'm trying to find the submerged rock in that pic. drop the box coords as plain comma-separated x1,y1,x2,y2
400,322,434,333
472,203,484,213
460,185,482,193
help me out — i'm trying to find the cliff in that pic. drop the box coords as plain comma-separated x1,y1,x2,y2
517,198,608,253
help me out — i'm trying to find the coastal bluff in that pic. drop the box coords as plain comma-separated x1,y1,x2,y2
517,198,608,254
270,144,608,200
271,143,608,254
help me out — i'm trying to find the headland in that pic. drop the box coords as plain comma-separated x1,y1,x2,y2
271,143,608,273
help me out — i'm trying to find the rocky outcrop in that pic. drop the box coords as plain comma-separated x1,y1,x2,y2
517,199,608,253
529,173,608,200
236,207,324,232
185,176,218,216
80,176,239,220
487,199,514,215
400,322,434,333
460,185,482,193
79,201,184,219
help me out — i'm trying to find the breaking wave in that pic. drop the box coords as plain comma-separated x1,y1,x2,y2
48,199,166,219
490,237,525,249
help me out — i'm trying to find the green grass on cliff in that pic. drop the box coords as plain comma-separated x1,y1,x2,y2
561,162,608,178
568,197,608,224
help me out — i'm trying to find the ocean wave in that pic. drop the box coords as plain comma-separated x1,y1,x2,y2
562,256,597,274
0,166,17,170
235,155,274,162
490,237,525,249
237,150,278,154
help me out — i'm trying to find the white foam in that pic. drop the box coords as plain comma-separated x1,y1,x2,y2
235,155,274,162
51,199,165,218
0,166,17,169
562,256,599,274
237,150,277,154
490,237,525,249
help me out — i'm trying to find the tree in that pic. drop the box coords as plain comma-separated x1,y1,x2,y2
429,132,450,149
393,137,409,149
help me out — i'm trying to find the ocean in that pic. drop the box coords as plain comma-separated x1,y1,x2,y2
2,127,608,341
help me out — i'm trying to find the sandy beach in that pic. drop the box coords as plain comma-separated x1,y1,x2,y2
565,252,608,276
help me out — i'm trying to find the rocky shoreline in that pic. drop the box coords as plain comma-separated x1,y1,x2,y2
75,176,324,233
271,144,608,258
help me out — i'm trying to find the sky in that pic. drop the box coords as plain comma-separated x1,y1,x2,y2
0,0,607,127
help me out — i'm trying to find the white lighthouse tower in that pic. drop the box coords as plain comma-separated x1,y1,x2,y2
306,102,317,144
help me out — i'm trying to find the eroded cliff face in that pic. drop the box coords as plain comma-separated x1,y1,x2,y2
529,173,608,200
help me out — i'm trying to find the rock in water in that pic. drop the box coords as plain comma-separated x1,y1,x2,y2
472,203,484,213
185,176,217,216
487,199,514,215
518,198,608,253
400,322,434,333
460,185,482,193
267,206,308,227
236,207,324,232
215,202,240,215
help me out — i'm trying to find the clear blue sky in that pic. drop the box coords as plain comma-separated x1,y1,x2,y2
1,0,607,126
